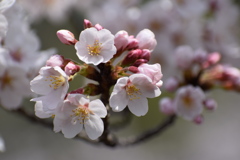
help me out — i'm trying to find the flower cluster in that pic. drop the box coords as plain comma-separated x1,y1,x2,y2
30,20,163,140
0,1,53,110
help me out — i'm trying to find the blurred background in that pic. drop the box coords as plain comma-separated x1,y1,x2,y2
1,0,240,159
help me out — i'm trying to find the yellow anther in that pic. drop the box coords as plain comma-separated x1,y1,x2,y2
70,104,94,124
0,72,13,89
45,75,65,90
87,40,102,56
182,96,193,107
126,84,142,101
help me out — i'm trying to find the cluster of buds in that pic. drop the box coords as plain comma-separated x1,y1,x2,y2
160,45,221,124
30,19,163,140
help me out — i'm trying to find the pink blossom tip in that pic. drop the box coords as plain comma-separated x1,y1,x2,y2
57,29,77,45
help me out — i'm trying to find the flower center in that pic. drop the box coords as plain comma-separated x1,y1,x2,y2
87,40,102,56
0,71,13,89
126,83,142,100
182,96,193,107
71,104,94,123
10,49,23,62
45,75,65,90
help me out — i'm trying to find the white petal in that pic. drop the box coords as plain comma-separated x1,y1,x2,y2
88,99,107,118
128,97,148,116
84,114,104,140
109,90,128,112
62,119,83,138
0,0,15,12
34,101,52,118
0,87,22,110
87,55,104,65
140,84,161,98
112,77,128,92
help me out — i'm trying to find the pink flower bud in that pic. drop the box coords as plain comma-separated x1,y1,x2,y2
133,59,148,67
83,19,93,29
64,61,80,76
159,98,175,115
46,55,64,67
164,77,179,92
56,30,77,45
193,115,204,125
94,24,104,31
207,52,221,65
136,29,157,52
126,36,138,50
69,88,84,94
140,49,151,61
114,30,129,51
204,98,217,111
138,63,163,86
121,49,142,66
128,66,139,73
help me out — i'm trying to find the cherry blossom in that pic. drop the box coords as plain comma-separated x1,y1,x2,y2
75,27,116,65
173,85,205,121
110,73,161,116
53,94,107,139
30,66,69,112
0,51,31,109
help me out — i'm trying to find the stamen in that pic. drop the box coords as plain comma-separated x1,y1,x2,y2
0,72,13,89
126,83,142,100
45,75,65,89
70,104,94,124
87,40,102,56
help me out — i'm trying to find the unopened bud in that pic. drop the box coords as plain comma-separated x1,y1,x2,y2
136,29,157,51
69,88,84,94
133,59,148,67
83,19,93,29
204,98,217,110
64,61,80,76
46,55,64,67
94,24,104,30
128,66,139,73
121,49,142,66
114,30,129,51
159,98,175,115
140,49,151,61
126,36,138,50
164,77,179,92
193,115,204,125
207,52,221,65
56,30,77,45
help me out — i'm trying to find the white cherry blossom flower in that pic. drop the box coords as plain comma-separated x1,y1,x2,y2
75,27,116,65
0,51,31,109
53,94,107,140
110,73,161,116
173,85,205,121
30,66,69,112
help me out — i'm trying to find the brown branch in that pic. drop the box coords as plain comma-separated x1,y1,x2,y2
115,115,177,147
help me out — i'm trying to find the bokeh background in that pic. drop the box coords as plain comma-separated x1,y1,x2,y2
1,0,240,159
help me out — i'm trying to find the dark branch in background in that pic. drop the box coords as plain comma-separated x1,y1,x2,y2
116,115,176,147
